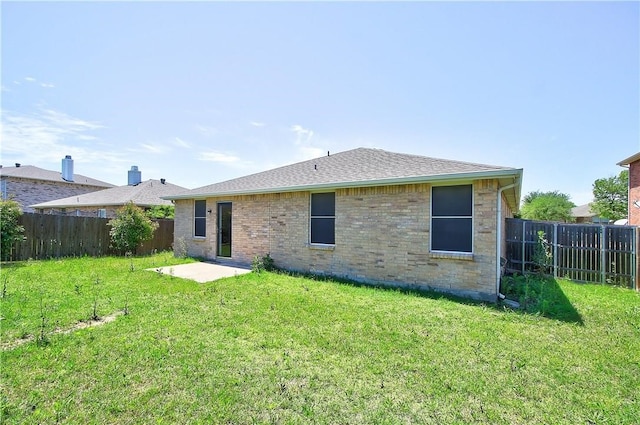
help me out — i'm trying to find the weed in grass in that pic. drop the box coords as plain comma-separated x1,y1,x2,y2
1,271,8,299
36,289,49,346
123,294,130,316
91,275,101,321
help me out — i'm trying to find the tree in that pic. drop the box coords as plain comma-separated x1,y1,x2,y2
108,202,158,254
520,190,575,222
0,199,25,261
146,205,175,219
590,170,628,221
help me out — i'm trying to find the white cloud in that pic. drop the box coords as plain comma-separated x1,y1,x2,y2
137,143,169,154
40,83,55,88
195,124,218,138
0,107,123,167
199,150,241,163
174,137,191,148
291,124,314,145
24,76,36,82
250,121,265,127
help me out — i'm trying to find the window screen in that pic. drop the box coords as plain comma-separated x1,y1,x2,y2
310,193,335,244
194,200,207,237
431,185,473,253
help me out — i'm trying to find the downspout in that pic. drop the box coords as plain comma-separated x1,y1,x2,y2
496,182,516,300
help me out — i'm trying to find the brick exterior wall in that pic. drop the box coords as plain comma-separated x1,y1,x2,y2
1,177,109,213
628,161,640,226
174,179,511,301
35,205,122,218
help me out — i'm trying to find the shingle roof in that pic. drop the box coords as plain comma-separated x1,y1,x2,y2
571,203,596,218
30,179,187,209
169,148,522,200
0,165,114,187
617,152,640,166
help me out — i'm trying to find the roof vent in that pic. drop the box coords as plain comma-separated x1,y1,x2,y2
61,155,74,182
128,166,142,186
160,178,166,184
15,163,21,168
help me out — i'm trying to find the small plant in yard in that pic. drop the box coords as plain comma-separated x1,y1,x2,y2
36,289,49,346
533,230,553,275
108,202,158,255
252,253,275,273
91,276,101,321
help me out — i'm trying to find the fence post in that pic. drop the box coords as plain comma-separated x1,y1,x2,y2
601,225,606,284
636,227,640,291
553,223,558,279
521,220,526,274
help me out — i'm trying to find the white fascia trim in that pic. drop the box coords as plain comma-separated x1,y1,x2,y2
164,169,523,200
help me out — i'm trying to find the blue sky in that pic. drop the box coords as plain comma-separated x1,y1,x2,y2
2,1,638,206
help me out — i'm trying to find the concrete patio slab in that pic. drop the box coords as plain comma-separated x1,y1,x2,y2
149,262,251,283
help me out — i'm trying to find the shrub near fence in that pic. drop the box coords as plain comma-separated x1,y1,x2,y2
6,213,174,261
505,218,639,289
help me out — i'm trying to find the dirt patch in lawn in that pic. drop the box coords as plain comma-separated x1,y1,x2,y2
1,311,125,351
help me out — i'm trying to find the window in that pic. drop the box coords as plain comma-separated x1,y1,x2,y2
0,180,6,200
310,192,335,245
194,200,207,237
97,209,107,218
431,184,473,253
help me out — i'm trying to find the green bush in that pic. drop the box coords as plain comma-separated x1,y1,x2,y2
108,202,158,255
0,199,25,261
251,253,275,273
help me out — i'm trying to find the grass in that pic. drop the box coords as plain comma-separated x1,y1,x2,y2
1,254,639,424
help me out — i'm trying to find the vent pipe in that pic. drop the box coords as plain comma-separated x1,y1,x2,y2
62,156,74,181
128,166,142,186
15,163,21,168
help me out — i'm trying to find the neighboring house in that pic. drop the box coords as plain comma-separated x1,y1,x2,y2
617,152,640,226
0,156,115,212
31,166,187,218
166,148,522,301
571,203,609,224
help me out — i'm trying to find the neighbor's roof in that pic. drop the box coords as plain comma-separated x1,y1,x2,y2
617,152,640,166
30,179,187,209
167,148,523,209
571,203,596,218
0,165,114,187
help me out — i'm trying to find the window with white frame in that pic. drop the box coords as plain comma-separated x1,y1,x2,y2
310,192,335,245
97,209,107,218
431,184,473,253
194,200,207,237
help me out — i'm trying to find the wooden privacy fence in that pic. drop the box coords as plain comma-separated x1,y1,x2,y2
505,218,639,290
6,213,174,261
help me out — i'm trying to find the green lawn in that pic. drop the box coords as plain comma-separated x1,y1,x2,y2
1,254,639,424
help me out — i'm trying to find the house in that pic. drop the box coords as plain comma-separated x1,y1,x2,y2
31,166,187,218
0,156,115,212
571,203,609,224
166,148,522,301
617,152,640,226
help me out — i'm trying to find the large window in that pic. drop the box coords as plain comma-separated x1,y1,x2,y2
431,184,473,253
194,200,207,237
310,192,335,245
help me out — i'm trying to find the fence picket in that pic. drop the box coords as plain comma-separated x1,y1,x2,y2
505,218,637,289
7,213,174,261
